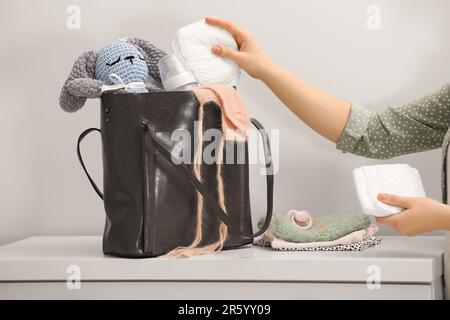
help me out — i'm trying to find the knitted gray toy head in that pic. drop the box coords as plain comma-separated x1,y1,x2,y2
59,38,167,112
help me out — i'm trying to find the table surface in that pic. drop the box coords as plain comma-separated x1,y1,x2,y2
0,236,445,283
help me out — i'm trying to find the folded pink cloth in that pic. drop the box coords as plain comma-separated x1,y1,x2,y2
192,85,252,141
262,224,379,250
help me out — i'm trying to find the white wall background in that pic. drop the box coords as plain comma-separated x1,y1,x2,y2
0,0,449,245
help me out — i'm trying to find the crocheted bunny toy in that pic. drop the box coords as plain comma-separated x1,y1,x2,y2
59,38,167,112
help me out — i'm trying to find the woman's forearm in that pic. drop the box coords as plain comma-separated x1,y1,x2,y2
206,17,351,144
207,17,450,156
438,205,450,231
261,64,351,143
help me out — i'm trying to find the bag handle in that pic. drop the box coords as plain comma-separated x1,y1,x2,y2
77,128,104,200
142,118,273,239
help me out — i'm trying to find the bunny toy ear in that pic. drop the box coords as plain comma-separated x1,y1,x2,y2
125,38,167,82
59,51,104,112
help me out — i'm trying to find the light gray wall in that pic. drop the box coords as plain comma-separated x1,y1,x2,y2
0,0,449,245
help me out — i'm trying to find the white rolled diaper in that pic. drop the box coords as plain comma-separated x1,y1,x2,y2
173,20,241,86
353,164,426,217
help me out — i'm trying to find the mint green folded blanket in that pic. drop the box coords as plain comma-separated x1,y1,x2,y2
259,213,371,243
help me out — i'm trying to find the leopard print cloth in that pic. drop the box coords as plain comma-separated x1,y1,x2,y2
254,236,383,252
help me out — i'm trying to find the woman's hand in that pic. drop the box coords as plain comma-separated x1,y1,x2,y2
376,194,450,236
205,17,276,80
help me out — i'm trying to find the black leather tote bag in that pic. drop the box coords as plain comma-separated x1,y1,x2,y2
77,92,273,258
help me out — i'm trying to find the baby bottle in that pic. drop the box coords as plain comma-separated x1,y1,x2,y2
158,55,197,91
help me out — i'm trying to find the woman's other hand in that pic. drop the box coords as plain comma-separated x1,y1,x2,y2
376,194,450,236
205,17,276,80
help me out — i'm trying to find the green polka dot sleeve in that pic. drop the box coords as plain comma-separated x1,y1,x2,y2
337,84,450,159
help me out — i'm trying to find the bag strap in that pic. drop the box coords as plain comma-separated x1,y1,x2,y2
142,118,273,239
77,128,104,200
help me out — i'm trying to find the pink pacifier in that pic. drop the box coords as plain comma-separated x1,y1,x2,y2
287,210,313,230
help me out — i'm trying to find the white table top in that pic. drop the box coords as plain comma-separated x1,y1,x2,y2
0,236,445,283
